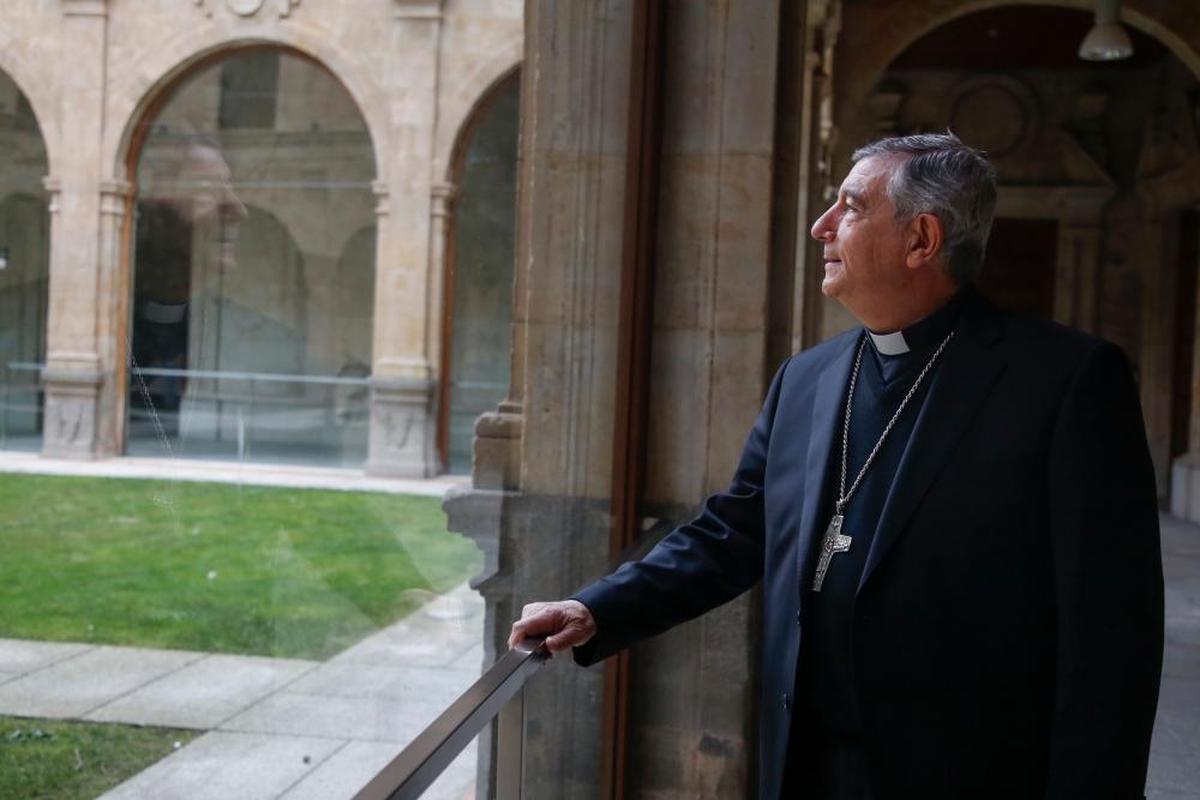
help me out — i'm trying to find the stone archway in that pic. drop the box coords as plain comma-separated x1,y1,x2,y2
436,70,521,473
0,69,51,453
123,47,378,468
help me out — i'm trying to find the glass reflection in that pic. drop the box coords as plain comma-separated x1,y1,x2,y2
128,50,376,467
0,72,49,452
445,74,519,473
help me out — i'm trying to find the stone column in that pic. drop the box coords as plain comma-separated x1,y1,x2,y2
367,182,435,477
366,4,444,478
95,179,133,455
426,181,455,380
445,1,634,796
42,0,112,460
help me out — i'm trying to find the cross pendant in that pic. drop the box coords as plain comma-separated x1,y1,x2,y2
812,514,853,592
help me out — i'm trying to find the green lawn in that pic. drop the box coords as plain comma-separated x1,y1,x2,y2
0,475,480,660
0,716,198,800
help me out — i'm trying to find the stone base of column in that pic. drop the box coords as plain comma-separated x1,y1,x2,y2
41,364,104,460
364,374,437,478
472,403,523,490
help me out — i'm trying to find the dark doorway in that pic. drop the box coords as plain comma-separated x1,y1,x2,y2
977,217,1058,319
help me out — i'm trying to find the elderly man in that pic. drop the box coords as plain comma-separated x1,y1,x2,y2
509,133,1163,800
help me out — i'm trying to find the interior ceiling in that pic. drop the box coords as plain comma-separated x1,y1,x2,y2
888,5,1169,72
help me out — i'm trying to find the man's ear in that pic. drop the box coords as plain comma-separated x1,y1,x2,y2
905,212,945,269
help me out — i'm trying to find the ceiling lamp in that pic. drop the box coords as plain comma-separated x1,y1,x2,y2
1079,0,1134,61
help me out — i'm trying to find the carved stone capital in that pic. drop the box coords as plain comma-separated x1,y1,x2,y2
42,177,62,214
99,179,133,218
431,182,456,218
372,181,390,218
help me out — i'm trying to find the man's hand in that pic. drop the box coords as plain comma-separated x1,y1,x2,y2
508,600,597,655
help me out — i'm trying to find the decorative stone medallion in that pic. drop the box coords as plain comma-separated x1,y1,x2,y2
193,0,300,18
225,0,264,15
950,76,1037,158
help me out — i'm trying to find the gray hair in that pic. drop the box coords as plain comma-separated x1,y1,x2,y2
852,132,997,285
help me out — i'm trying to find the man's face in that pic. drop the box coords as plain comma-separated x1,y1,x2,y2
810,155,912,324
176,144,247,273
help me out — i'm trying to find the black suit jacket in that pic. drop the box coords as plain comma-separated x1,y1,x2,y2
574,293,1163,799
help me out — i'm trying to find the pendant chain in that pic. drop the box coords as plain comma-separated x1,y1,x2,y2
835,329,955,516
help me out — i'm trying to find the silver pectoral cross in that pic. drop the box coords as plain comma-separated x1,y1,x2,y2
812,514,853,592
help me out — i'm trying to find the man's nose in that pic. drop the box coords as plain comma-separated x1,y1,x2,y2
810,205,836,242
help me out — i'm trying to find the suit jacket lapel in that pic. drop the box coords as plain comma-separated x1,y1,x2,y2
857,300,1006,594
796,334,860,593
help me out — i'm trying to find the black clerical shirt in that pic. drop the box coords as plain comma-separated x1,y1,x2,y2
799,291,967,742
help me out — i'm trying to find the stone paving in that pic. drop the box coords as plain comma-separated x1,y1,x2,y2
1151,515,1200,799
0,450,467,498
0,583,485,800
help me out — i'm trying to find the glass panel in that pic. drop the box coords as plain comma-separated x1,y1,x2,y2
128,50,375,467
0,72,49,452
0,471,487,797
446,74,520,473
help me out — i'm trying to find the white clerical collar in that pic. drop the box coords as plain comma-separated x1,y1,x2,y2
868,329,910,356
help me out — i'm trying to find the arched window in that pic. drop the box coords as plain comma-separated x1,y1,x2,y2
126,48,376,467
440,71,520,473
0,71,50,452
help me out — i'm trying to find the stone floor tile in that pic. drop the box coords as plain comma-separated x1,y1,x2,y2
1146,747,1200,796
279,739,477,800
1162,640,1200,680
219,691,439,743
331,620,482,669
0,638,92,674
98,731,345,800
86,654,318,729
331,584,484,670
286,661,477,705
0,645,201,718
277,740,397,800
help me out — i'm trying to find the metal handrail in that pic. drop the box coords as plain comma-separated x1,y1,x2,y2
130,366,370,386
353,636,549,800
351,522,674,799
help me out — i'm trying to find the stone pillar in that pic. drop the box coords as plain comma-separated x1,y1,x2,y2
95,179,133,455
426,181,455,383
42,0,112,460
444,1,634,797
366,4,444,478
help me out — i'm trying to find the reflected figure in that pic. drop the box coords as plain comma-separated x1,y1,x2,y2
126,47,377,466
131,138,247,423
